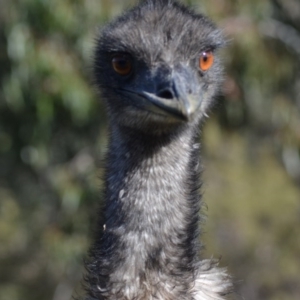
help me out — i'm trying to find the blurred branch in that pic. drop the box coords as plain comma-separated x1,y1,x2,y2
259,19,300,57
272,0,300,28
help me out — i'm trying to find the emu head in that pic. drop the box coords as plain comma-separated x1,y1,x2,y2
94,0,225,135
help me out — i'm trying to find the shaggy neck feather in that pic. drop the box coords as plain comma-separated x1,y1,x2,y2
97,125,201,293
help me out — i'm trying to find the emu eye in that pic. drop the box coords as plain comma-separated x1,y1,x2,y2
112,54,132,76
199,51,214,71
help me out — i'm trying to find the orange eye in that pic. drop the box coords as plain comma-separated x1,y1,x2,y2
112,54,132,76
199,51,214,71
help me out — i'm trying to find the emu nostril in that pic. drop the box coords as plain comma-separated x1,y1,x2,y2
157,89,174,100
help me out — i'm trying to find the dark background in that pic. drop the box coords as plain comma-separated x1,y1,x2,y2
0,0,299,299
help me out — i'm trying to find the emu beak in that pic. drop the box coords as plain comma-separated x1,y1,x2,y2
142,92,199,121
140,68,200,121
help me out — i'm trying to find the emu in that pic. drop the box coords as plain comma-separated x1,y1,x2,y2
85,0,233,299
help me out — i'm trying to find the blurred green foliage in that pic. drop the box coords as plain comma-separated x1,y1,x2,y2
0,0,299,300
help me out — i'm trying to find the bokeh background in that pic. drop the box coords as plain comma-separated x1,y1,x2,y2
0,0,299,299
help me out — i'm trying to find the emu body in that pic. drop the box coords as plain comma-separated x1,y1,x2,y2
85,1,232,299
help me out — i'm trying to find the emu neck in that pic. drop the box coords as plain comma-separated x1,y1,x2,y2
103,125,201,274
